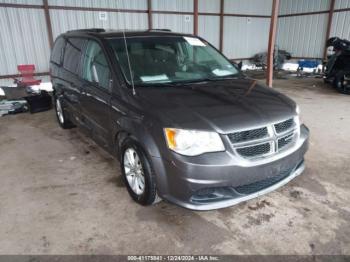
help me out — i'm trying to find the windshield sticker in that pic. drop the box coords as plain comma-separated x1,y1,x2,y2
140,74,169,82
212,69,233,76
184,37,206,47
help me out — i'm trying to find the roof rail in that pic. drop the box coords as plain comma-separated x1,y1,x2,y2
67,28,105,33
149,29,172,32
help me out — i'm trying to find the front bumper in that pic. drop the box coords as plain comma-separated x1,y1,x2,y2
152,124,309,210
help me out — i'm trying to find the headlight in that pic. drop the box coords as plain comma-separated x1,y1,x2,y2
164,128,225,156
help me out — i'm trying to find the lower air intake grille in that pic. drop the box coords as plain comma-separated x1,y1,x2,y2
235,167,293,195
236,143,271,158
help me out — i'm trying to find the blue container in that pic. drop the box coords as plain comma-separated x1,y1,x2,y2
298,60,320,68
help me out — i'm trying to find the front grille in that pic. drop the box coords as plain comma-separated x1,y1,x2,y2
228,127,268,143
274,118,294,133
278,133,294,150
235,167,293,195
228,117,298,160
236,143,271,158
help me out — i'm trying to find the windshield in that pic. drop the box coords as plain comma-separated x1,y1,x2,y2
107,36,239,86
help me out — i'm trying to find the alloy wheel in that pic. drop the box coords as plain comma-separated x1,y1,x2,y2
56,99,64,124
123,148,145,195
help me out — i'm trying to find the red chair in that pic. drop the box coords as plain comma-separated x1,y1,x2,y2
17,64,42,86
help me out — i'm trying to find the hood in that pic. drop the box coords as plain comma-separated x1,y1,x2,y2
136,78,297,134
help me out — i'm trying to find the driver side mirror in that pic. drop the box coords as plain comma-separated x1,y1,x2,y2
231,61,242,70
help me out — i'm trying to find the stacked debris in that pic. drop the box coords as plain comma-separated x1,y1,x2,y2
0,100,28,117
250,48,292,70
0,86,52,117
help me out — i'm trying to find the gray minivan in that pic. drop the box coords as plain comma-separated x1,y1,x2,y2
50,29,309,210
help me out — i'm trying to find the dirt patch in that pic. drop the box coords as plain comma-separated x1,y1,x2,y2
248,200,272,210
290,190,303,199
297,175,328,196
136,204,231,253
0,137,16,147
244,213,275,227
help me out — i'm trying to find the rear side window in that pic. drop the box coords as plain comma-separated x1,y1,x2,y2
82,40,110,90
50,37,66,65
63,38,86,74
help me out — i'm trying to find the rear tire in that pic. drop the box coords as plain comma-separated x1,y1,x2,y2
120,138,161,206
54,96,75,129
333,73,350,94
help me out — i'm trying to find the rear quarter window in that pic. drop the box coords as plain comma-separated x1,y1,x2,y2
50,37,66,65
63,38,86,74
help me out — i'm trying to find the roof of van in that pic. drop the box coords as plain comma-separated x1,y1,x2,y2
64,29,193,38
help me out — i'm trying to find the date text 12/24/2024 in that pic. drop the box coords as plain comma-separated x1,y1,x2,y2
127,255,220,261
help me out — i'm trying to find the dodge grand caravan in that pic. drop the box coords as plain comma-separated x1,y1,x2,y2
50,29,309,210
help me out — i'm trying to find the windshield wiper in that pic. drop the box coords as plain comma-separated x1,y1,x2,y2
134,74,241,87
207,74,240,80
135,82,180,87
188,75,240,83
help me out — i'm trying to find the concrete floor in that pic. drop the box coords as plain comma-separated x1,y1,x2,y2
0,78,349,255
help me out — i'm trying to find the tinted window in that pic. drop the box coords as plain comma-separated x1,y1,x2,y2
51,37,66,65
82,41,110,89
63,38,86,74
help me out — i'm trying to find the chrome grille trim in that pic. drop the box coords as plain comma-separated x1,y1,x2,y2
228,117,299,160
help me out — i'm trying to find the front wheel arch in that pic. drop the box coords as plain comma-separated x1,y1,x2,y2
119,137,161,205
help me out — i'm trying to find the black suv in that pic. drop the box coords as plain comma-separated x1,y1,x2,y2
50,29,309,210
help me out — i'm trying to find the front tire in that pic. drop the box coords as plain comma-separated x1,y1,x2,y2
120,138,161,206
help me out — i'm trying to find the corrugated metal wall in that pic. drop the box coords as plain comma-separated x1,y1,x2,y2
152,14,193,34
0,0,41,4
152,0,193,12
48,0,147,10
198,0,220,49
48,0,148,40
1,0,350,81
0,6,50,75
331,0,350,41
198,15,220,49
49,10,148,39
276,13,328,58
223,17,270,58
276,0,350,58
224,0,272,15
198,0,220,13
279,0,330,15
223,0,272,58
330,10,350,39
276,0,330,58
334,0,350,9
0,0,272,79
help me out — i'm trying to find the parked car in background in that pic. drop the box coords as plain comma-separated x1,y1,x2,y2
50,29,309,210
324,37,350,94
